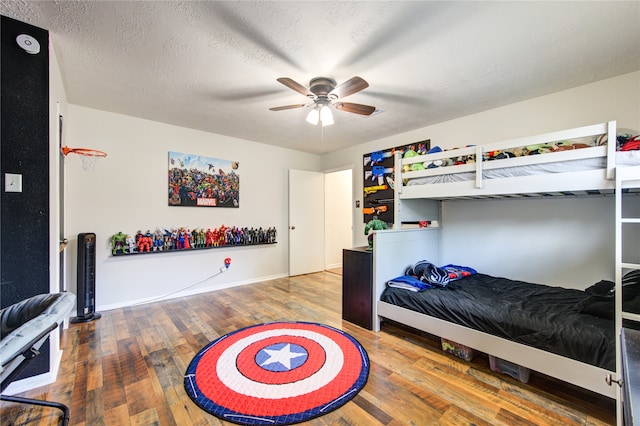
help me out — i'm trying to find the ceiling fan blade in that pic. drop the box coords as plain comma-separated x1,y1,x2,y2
335,102,376,116
330,76,369,99
269,104,307,111
276,78,312,97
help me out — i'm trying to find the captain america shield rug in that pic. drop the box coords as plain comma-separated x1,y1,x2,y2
184,321,369,425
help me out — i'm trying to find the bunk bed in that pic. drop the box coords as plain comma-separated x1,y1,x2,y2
370,121,640,400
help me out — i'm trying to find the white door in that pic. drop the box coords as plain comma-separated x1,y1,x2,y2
324,169,353,268
289,169,324,276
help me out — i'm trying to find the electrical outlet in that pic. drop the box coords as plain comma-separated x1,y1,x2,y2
5,173,22,192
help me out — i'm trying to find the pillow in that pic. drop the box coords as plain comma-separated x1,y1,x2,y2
584,280,614,298
405,260,450,287
578,272,640,319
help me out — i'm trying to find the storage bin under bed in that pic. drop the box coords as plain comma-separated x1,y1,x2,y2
489,355,531,383
441,338,474,361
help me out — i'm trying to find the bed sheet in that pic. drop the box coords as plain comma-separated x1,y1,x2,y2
380,273,615,370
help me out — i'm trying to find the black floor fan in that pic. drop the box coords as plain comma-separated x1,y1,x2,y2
70,232,101,323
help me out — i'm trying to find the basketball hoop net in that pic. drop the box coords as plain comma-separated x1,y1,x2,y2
61,146,107,172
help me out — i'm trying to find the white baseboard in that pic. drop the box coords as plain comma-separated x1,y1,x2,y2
97,273,289,311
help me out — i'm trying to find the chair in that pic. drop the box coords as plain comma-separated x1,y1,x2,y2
0,292,75,425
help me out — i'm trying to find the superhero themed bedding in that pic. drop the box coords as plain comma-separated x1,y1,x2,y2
380,270,640,371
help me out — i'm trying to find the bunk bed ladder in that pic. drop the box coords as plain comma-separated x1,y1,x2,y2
614,165,640,425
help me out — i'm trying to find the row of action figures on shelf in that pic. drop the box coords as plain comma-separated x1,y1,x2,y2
111,226,277,255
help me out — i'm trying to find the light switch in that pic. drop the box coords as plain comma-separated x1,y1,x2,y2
5,173,22,192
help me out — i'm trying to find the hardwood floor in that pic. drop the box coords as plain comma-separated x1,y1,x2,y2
1,272,615,425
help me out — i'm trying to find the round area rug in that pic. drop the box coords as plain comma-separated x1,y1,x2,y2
184,321,369,425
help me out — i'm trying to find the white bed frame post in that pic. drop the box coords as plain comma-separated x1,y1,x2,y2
607,120,618,180
615,164,640,424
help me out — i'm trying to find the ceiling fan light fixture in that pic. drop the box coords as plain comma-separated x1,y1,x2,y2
272,76,375,124
320,105,334,126
306,108,319,125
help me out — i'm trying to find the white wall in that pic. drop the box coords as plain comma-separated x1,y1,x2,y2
324,169,353,268
322,71,640,287
63,105,321,310
441,196,615,289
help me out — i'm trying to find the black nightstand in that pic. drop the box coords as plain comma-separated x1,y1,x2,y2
342,247,373,330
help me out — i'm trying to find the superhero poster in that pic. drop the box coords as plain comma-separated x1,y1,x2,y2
168,152,239,208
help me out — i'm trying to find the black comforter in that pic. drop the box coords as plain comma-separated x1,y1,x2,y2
380,273,615,371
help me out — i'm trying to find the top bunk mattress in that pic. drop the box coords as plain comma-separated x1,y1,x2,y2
407,151,640,186
380,273,615,371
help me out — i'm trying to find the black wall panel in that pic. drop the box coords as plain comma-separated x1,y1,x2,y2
1,15,50,376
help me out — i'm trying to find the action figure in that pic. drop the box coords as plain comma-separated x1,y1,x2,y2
267,227,277,243
184,228,191,249
176,228,189,249
205,228,214,247
144,230,154,251
364,216,388,251
218,224,227,246
163,229,174,251
196,228,206,248
137,230,152,252
212,228,220,247
111,232,127,255
153,228,164,251
126,235,136,253
225,227,234,245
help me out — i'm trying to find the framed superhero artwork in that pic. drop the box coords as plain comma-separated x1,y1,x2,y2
168,152,239,207
362,139,430,224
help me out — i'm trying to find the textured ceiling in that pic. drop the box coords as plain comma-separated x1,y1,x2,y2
2,1,639,154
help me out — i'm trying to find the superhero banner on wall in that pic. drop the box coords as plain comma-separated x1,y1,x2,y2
169,152,239,207
363,139,430,224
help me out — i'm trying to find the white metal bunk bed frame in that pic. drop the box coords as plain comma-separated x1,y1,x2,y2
371,121,640,407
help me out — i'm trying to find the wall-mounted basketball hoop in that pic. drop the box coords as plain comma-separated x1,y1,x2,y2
61,146,107,172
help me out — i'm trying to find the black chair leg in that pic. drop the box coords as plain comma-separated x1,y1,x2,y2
1,394,70,426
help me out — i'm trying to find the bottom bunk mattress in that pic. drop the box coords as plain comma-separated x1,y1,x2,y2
380,273,615,371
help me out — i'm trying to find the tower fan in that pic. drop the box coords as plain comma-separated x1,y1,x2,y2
70,232,101,323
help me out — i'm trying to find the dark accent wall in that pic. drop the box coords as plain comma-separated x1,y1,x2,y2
1,15,51,376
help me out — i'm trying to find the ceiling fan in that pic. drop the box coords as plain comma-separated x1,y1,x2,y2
269,76,376,126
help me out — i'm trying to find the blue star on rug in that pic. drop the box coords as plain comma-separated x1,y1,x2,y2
257,343,308,371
